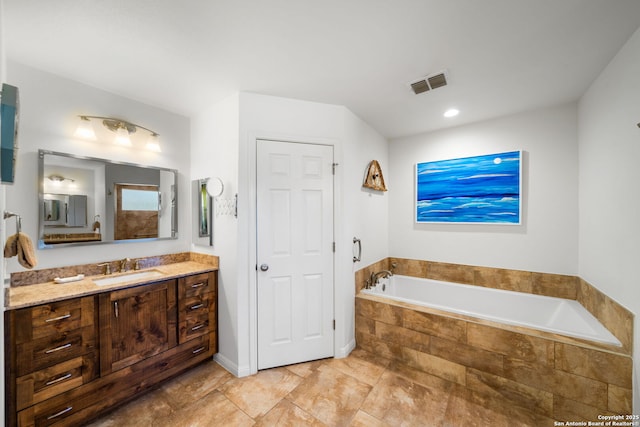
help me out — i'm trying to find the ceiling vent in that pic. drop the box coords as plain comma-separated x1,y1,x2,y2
409,71,448,95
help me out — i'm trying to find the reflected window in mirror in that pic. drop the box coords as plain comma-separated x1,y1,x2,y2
39,150,178,248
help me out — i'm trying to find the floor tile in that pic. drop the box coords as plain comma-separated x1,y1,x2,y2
442,392,511,427
255,399,326,426
85,387,172,427
349,410,389,426
158,390,254,427
285,358,326,378
86,350,560,426
218,366,303,418
361,371,449,426
325,351,387,386
159,360,234,410
288,364,373,426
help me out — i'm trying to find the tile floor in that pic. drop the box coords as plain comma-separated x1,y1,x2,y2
87,348,552,426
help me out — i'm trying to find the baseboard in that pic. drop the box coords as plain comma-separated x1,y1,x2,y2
213,353,252,378
334,338,356,359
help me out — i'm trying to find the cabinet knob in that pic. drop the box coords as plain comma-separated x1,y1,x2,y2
260,264,269,272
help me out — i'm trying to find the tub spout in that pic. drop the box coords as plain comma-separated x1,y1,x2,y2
370,270,393,287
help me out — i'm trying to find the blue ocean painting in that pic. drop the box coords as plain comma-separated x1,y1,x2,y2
415,151,521,224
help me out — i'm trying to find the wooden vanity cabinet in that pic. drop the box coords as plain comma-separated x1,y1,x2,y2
178,271,217,347
5,270,218,427
98,279,177,375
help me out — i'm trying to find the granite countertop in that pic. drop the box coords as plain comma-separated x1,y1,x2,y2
6,261,218,310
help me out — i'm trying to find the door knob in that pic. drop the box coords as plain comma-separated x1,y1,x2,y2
260,264,269,271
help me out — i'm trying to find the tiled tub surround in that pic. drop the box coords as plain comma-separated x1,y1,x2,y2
355,258,633,421
6,252,219,309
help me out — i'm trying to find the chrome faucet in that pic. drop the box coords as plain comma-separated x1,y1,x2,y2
120,258,130,272
366,270,393,289
98,262,112,275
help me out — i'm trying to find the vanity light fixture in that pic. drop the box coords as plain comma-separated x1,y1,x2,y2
47,174,76,188
48,174,74,182
74,115,161,152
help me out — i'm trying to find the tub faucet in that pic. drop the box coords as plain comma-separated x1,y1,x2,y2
369,270,393,288
120,258,130,272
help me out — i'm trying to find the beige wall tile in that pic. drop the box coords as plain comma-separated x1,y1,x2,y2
355,315,376,336
355,297,402,326
426,261,475,284
430,336,504,376
465,368,553,416
375,321,431,354
467,323,554,365
385,360,457,393
555,343,632,388
503,358,607,410
356,331,403,361
388,257,428,277
577,278,633,353
553,396,615,422
608,384,633,414
474,267,532,293
402,309,467,342
401,347,466,385
531,272,577,299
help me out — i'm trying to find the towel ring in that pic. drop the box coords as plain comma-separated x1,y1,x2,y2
4,211,21,233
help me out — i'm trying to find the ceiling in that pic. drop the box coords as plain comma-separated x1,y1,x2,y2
4,1,640,139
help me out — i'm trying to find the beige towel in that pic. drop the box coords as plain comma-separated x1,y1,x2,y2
4,232,38,269
93,220,101,232
4,233,18,257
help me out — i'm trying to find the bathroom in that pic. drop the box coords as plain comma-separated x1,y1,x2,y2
1,2,639,425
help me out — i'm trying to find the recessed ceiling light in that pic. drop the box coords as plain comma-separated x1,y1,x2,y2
444,108,459,118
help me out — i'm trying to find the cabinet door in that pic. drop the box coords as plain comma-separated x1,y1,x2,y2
99,280,177,375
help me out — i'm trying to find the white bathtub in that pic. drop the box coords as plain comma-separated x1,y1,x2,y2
361,275,621,346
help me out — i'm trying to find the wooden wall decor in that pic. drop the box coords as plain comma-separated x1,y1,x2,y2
362,160,387,191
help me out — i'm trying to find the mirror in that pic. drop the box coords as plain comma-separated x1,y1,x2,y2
43,194,87,226
39,149,178,248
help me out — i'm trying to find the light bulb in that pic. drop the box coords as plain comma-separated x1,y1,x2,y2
74,116,97,140
145,133,161,152
114,125,132,146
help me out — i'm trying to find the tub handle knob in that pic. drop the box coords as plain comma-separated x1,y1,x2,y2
260,264,269,272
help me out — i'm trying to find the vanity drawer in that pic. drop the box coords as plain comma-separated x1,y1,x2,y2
181,272,216,298
179,312,211,342
182,293,212,314
16,326,96,376
16,354,97,411
15,296,95,344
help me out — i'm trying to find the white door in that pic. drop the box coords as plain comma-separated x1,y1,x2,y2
256,140,334,370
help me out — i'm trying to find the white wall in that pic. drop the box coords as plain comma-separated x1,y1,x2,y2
1,0,7,421
4,61,191,273
578,26,640,413
190,92,388,376
190,93,241,374
389,104,579,275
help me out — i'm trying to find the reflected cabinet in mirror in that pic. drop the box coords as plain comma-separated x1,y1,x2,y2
39,150,178,248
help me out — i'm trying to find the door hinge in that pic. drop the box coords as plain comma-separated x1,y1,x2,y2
332,163,339,175
332,242,336,252
333,319,336,330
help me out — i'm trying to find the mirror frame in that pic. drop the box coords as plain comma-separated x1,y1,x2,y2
38,149,178,249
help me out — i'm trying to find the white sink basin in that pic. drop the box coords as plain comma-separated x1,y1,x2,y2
92,269,164,286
